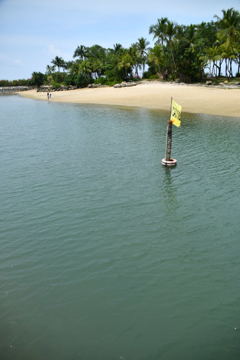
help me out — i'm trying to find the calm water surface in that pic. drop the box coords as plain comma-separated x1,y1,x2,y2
1,95,240,360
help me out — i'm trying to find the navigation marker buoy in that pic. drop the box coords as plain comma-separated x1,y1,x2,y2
161,158,177,166
161,98,182,167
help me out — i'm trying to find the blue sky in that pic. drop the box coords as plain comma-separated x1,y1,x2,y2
0,0,240,80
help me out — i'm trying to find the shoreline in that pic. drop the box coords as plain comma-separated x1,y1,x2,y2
19,82,240,118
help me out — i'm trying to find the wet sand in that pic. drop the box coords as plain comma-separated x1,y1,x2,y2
19,82,240,118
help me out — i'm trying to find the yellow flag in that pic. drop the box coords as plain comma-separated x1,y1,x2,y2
170,99,182,127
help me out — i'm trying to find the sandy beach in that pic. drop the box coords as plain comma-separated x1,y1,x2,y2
19,81,240,118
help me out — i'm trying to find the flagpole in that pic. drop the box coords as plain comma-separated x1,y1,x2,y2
161,97,177,167
165,97,173,161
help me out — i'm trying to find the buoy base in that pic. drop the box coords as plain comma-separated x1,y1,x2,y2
161,158,177,167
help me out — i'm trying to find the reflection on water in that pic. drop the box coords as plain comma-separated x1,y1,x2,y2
162,167,178,212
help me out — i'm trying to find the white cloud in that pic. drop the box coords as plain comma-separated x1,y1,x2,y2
47,44,73,60
0,54,23,66
47,44,63,57
13,58,23,65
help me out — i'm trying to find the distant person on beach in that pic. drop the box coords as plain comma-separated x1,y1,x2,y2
47,92,50,100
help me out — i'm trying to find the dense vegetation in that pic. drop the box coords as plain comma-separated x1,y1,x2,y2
1,8,240,88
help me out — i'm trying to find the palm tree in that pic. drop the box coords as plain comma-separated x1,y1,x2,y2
148,44,165,78
73,45,88,60
215,8,240,77
136,37,150,74
112,43,124,55
117,52,133,80
76,60,93,87
51,56,66,72
78,60,92,75
128,44,141,77
149,17,169,45
46,65,55,74
165,21,177,44
204,46,223,76
149,18,178,78
215,8,240,39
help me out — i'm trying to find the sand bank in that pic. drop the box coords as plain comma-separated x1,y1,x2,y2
19,82,240,118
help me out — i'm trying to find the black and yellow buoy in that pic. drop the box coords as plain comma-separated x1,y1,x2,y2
161,98,181,167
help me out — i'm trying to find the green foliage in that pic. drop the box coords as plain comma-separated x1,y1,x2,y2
75,73,90,87
147,44,167,78
0,79,31,86
94,77,116,86
63,73,77,86
30,72,45,87
52,81,62,90
51,56,66,72
94,77,108,85
51,72,67,83
142,72,159,80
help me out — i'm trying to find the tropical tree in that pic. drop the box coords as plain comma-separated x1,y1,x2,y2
51,56,66,72
204,45,223,76
136,37,150,74
104,44,130,82
46,65,55,74
76,60,93,87
112,43,124,54
73,45,88,60
31,72,45,87
215,8,240,76
149,18,178,78
128,44,141,77
117,52,134,80
173,23,209,81
149,17,169,45
147,44,166,78
86,45,107,78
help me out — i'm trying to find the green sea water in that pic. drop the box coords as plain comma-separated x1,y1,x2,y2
1,95,240,360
